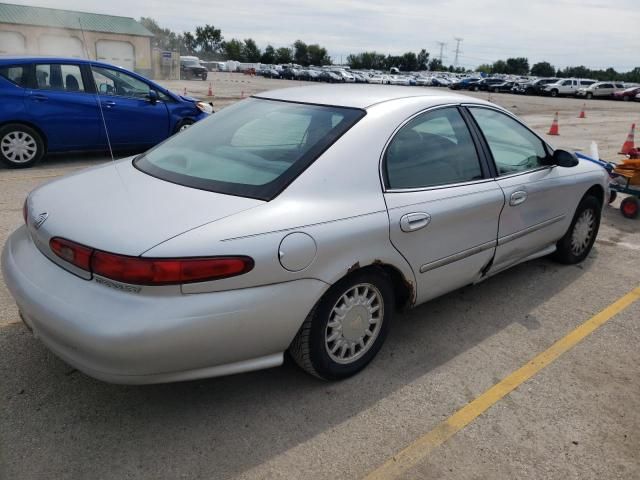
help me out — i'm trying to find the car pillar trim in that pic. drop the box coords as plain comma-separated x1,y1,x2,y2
497,214,566,246
419,240,497,274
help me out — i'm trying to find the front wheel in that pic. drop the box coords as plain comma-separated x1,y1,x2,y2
0,124,45,168
174,119,195,134
620,196,639,219
586,92,593,99
289,269,394,380
552,195,601,264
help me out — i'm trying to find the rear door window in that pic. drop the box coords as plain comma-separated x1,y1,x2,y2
35,64,85,92
0,65,27,87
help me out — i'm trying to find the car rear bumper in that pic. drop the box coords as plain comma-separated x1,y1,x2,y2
2,226,328,384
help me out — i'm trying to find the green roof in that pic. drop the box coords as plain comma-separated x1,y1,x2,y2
0,2,153,36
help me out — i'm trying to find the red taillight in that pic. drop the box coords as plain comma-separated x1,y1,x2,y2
48,236,254,286
91,252,254,285
49,237,93,271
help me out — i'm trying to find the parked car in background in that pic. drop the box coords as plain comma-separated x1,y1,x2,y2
474,78,505,91
331,69,356,83
543,78,596,97
180,57,208,81
513,78,559,95
431,77,452,87
3,85,607,384
366,73,384,84
389,75,411,86
0,57,212,168
613,86,640,101
414,76,432,86
576,81,625,99
490,81,516,93
449,77,481,90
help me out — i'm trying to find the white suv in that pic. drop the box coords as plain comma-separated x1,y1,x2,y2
576,81,625,99
544,78,596,97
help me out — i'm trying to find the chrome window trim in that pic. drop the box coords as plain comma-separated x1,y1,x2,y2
385,177,494,194
419,239,497,273
497,214,566,246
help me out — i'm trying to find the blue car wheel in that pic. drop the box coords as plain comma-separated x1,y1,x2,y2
0,123,45,169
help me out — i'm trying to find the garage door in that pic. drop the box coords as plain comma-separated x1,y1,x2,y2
96,41,135,71
0,31,26,54
38,35,85,58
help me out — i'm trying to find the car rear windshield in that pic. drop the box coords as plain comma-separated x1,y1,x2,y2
135,98,365,200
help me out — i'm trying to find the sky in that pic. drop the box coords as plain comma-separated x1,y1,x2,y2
7,0,640,71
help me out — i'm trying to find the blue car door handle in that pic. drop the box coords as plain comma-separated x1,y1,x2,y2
29,94,48,102
102,101,116,108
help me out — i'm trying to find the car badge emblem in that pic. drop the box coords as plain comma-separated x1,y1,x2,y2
33,212,48,230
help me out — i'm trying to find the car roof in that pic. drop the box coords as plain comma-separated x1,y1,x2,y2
0,56,124,71
254,84,475,109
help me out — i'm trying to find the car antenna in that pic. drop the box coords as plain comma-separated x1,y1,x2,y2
78,18,114,162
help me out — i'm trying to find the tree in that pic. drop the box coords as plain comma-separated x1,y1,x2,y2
194,24,224,57
261,45,275,64
275,47,293,64
293,40,308,65
428,57,444,71
139,17,182,51
491,59,508,73
222,38,244,61
476,63,493,74
417,49,429,70
530,61,555,77
400,52,418,71
505,57,529,75
183,32,197,55
242,38,261,62
307,44,331,65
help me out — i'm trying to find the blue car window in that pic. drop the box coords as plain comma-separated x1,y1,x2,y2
35,64,85,92
91,66,150,99
0,65,27,87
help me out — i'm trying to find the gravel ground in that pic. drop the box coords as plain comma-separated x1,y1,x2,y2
0,76,638,479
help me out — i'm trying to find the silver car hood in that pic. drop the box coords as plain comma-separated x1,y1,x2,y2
28,158,263,256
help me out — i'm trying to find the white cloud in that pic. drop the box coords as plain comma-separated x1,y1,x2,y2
7,0,640,70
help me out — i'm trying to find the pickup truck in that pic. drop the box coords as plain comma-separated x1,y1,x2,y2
543,78,596,97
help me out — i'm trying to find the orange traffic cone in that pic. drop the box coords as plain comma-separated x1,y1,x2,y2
548,112,560,135
208,82,213,96
619,123,636,154
183,87,187,96
578,104,586,119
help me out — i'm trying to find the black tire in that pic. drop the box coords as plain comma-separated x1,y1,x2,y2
608,190,617,204
620,196,639,219
0,123,45,169
586,92,593,99
550,89,558,97
174,118,195,134
201,73,208,81
289,269,394,380
623,96,630,102
552,195,601,264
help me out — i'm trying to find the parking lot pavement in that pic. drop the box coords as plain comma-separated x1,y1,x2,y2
1,88,639,479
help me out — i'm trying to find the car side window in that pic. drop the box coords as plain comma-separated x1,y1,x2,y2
469,107,548,176
0,65,28,87
91,66,150,99
385,107,483,189
35,64,85,92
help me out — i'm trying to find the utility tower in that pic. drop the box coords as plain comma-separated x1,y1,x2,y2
436,41,446,64
453,37,463,67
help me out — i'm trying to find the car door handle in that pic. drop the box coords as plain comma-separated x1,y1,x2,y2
400,212,431,232
102,101,116,108
29,94,48,102
510,190,528,206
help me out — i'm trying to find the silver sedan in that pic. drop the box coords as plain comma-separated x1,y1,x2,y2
2,85,608,384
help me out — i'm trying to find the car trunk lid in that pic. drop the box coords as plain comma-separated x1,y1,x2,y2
27,158,263,266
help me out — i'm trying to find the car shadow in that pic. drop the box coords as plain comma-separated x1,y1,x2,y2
0,254,594,479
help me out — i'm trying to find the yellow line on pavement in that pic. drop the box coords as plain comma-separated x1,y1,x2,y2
364,286,640,480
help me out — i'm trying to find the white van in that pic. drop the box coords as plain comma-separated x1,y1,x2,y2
543,78,596,97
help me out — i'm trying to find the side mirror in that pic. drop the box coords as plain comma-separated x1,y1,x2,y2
551,149,579,167
147,90,158,104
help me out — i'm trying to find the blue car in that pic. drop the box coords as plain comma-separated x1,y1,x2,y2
0,57,212,168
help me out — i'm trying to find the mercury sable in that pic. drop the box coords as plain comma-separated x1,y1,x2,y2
2,85,608,384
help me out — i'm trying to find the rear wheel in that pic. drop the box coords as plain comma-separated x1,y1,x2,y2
289,269,394,380
553,195,601,264
623,96,630,102
608,190,617,204
620,196,639,219
0,124,45,169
